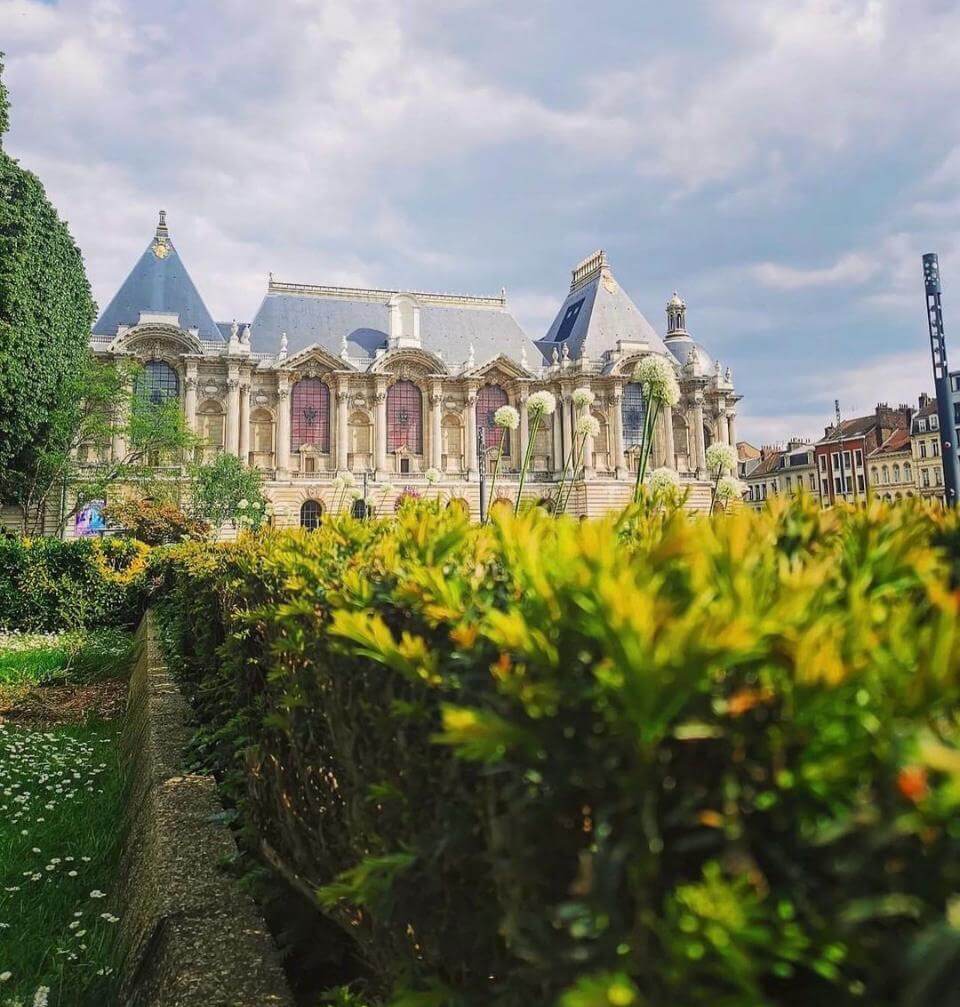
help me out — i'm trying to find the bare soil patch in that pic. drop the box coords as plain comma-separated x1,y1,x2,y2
0,678,127,725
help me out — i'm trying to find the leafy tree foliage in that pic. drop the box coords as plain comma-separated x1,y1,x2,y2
16,355,198,534
0,56,96,504
188,453,267,533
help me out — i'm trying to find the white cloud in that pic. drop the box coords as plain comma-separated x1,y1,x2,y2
752,252,878,290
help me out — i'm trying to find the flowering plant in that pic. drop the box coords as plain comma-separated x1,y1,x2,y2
571,387,595,410
632,356,681,502
515,392,556,514
494,405,519,430
705,442,737,478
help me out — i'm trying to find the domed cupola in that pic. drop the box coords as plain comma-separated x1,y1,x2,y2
666,291,687,336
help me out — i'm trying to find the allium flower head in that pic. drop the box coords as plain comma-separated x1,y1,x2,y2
237,499,248,510
341,471,357,487
493,405,520,430
575,415,601,439
572,387,595,409
705,442,738,477
647,467,681,492
634,356,680,407
526,390,557,419
424,467,441,484
715,475,745,502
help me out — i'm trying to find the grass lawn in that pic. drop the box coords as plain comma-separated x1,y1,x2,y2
0,631,132,1007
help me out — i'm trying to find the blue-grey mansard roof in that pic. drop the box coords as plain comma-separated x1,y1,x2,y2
91,211,224,341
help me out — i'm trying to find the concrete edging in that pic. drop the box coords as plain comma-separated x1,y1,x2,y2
116,612,294,1007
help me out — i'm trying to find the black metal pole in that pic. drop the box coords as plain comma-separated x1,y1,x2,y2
922,254,960,507
477,426,487,523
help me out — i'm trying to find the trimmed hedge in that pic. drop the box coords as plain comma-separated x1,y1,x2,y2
151,498,960,1007
0,535,150,631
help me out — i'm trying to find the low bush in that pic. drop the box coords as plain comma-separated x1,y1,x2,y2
0,536,149,631
101,497,208,545
151,497,960,1007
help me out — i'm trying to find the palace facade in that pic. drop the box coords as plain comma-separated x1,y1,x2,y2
82,212,741,528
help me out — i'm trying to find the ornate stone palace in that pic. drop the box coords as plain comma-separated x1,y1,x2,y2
84,212,741,527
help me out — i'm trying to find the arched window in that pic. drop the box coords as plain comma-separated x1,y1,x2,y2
291,379,330,453
136,361,179,405
893,463,901,482
870,466,878,483
621,382,645,448
905,461,912,481
477,386,510,454
441,414,463,471
300,499,322,530
882,465,889,484
387,380,422,454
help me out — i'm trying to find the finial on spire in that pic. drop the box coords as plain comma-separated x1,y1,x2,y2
157,209,168,235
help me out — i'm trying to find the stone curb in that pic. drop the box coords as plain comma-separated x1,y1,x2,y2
116,612,295,1007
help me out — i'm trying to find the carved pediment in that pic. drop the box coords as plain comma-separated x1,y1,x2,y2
463,353,532,381
109,322,203,357
369,346,446,377
282,343,351,374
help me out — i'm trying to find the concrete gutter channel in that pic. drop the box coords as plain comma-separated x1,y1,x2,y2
115,612,295,1006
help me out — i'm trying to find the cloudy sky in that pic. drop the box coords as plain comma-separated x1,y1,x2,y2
3,0,959,443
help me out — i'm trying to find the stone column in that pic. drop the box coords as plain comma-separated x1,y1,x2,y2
693,395,706,476
583,415,595,477
184,362,198,433
225,368,240,456
336,386,349,472
517,390,529,474
612,388,626,476
465,386,478,477
727,411,737,447
552,403,563,473
663,402,675,470
374,380,388,475
430,382,443,470
238,382,250,463
276,375,291,478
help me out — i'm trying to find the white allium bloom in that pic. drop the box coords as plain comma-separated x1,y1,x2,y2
571,387,595,409
89,890,106,899
377,483,394,495
647,467,681,492
493,405,520,430
715,475,745,502
634,356,680,407
526,390,557,419
249,500,262,510
705,442,738,477
0,972,11,981
575,415,601,439
236,499,248,510
424,467,441,484
33,986,50,1007
340,471,357,487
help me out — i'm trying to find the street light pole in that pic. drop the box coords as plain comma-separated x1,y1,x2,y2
922,254,960,507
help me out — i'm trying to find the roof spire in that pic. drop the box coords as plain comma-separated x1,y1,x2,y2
156,209,168,237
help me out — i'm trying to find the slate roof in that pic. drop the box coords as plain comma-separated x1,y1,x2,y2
92,212,223,341
747,450,786,478
817,414,879,445
534,250,669,365
664,333,715,374
252,281,536,366
869,429,912,457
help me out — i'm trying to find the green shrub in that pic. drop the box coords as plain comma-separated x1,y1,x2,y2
102,497,208,545
0,535,150,631
151,497,960,1007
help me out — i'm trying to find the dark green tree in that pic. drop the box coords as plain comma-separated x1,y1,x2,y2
0,54,96,506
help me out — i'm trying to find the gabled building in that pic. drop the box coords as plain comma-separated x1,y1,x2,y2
910,394,945,503
866,428,916,502
743,439,817,509
815,404,912,507
78,214,743,531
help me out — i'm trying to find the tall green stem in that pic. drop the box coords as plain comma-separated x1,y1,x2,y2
515,413,541,514
485,438,505,523
558,434,585,515
633,399,661,503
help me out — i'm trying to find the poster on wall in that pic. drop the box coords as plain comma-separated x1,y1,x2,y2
75,500,107,537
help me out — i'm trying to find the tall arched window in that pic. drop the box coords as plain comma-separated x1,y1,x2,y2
893,463,901,482
300,499,322,530
621,382,645,448
291,379,330,453
136,361,180,405
905,461,912,481
477,385,510,454
387,380,423,454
